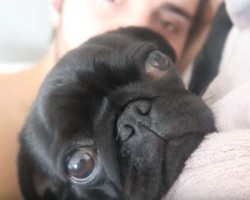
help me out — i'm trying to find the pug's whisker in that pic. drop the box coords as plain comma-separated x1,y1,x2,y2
203,94,216,103
140,124,168,144
189,81,195,92
199,86,209,97
108,180,123,199
115,132,120,141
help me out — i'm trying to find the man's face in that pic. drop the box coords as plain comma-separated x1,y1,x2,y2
57,0,199,60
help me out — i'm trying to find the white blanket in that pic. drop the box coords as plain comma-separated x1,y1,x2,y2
164,1,250,199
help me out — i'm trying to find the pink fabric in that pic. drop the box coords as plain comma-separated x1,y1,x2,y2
164,130,250,200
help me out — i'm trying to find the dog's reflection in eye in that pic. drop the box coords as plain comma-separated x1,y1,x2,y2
17,27,215,200
66,148,98,183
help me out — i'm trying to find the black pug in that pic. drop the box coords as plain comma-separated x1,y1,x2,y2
17,27,216,200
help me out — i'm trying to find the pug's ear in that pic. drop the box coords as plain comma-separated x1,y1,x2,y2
17,146,60,200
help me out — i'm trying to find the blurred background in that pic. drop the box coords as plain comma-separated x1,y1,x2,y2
0,0,52,73
0,0,52,199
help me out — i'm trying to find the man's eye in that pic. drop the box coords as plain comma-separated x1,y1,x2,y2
66,148,98,183
159,20,179,34
100,0,123,5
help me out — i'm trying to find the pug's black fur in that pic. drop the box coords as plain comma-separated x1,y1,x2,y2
17,27,215,200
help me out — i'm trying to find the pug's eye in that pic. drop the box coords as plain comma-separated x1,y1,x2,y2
145,50,171,78
66,148,97,182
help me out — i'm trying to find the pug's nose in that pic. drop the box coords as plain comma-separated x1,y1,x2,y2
133,100,152,115
117,100,152,141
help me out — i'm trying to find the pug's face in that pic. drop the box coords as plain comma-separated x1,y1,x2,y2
18,27,215,200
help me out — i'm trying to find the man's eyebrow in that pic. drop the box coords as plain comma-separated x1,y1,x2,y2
160,3,193,21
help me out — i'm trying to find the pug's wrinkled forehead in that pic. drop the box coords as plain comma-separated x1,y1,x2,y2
40,27,180,137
